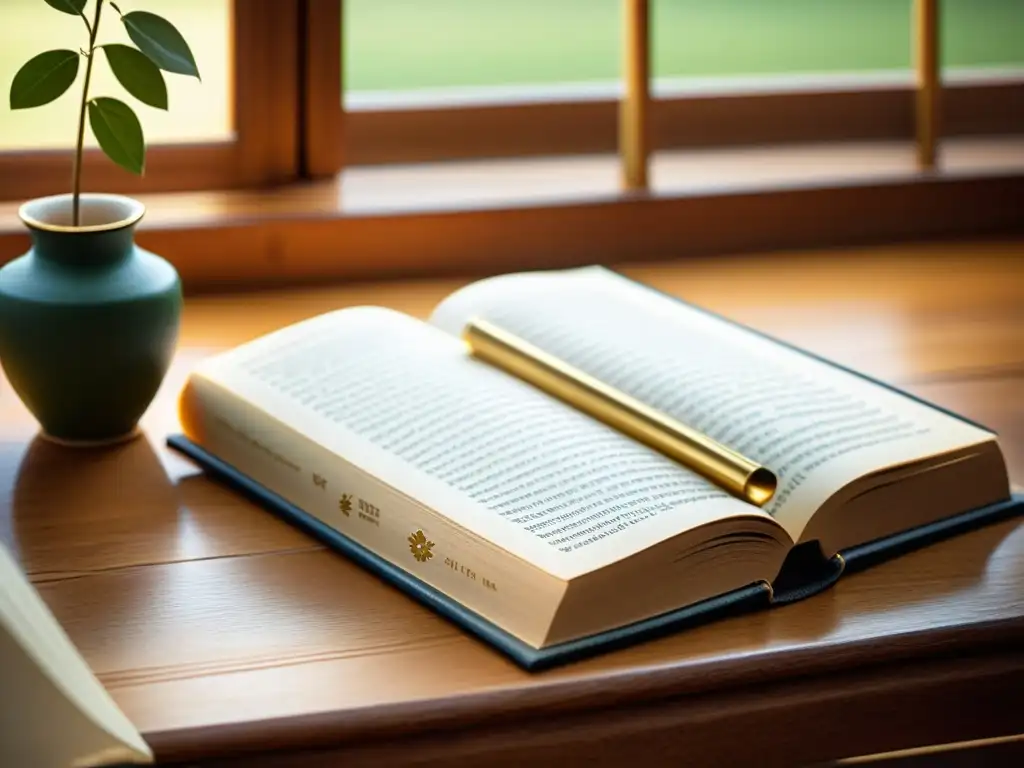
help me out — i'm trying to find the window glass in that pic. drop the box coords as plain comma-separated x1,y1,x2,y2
2,0,231,151
652,0,1024,80
345,0,620,94
345,0,1024,101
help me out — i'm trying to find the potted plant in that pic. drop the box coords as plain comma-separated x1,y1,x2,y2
1,0,200,445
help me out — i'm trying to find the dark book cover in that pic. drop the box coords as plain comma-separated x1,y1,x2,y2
167,435,1022,671
167,435,772,670
167,278,1024,668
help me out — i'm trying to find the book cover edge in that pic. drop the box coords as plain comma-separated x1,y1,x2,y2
166,435,772,671
166,436,1023,667
838,492,1024,574
767,493,1024,603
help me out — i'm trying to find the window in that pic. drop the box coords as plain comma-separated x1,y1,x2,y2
6,1,1020,193
2,1,1021,287
1,0,231,151
311,0,1024,169
0,0,300,201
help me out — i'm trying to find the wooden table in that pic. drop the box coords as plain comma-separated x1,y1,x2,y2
2,242,1023,767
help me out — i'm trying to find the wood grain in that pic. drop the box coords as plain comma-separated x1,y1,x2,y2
1,242,1022,765
157,654,1024,767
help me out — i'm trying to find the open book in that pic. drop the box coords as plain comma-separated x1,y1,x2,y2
171,267,1022,669
0,540,152,767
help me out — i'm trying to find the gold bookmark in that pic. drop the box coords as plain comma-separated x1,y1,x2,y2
463,318,776,507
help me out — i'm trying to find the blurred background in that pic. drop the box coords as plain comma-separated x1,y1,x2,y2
3,0,1022,149
1,0,1022,286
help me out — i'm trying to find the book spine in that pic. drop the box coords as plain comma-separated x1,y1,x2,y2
180,378,560,649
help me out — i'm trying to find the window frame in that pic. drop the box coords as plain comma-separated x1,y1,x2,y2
0,0,302,202
331,74,1024,169
1,0,1022,291
302,0,1022,172
302,0,345,178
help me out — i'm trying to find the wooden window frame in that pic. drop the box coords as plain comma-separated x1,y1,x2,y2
0,0,302,202
334,73,1024,167
1,1,1022,291
302,0,344,177
304,1,1023,173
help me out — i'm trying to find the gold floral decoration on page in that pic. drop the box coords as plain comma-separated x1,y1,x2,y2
408,530,434,562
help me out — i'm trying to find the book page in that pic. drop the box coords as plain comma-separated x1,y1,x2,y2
0,542,152,767
197,307,767,580
429,268,997,541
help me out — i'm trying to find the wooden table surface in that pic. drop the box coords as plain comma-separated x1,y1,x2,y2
2,242,1023,767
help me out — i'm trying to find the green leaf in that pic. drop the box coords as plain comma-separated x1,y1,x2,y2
42,0,87,15
121,11,200,79
102,44,168,109
88,97,145,175
9,49,80,109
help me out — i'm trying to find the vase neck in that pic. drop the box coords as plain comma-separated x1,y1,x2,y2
30,225,136,267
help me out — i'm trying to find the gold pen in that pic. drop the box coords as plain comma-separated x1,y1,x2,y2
463,318,777,507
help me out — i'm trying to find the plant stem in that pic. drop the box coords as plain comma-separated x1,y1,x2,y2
72,0,104,227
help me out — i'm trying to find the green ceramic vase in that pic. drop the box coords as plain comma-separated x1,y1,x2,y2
0,193,182,445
